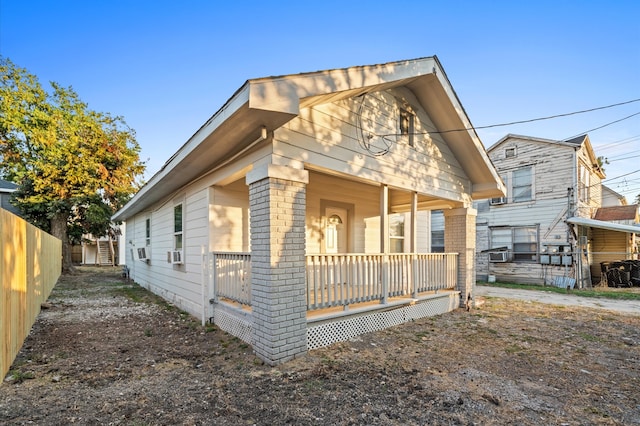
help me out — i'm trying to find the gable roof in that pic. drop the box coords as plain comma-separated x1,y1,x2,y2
114,56,504,221
487,133,605,179
488,133,589,151
601,185,627,205
593,205,639,222
0,179,18,192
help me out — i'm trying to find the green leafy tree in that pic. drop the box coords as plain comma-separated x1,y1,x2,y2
0,57,145,272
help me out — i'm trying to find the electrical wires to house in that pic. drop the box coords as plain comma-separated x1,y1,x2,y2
354,93,393,157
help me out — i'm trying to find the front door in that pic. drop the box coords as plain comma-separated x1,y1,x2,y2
325,207,348,254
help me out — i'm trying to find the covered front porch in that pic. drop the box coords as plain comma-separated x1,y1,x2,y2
207,165,477,363
208,251,460,349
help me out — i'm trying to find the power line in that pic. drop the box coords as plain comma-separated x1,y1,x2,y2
562,112,640,141
377,98,640,138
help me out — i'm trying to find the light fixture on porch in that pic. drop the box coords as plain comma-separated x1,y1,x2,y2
328,214,342,225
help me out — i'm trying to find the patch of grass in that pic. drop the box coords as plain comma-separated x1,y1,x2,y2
479,281,640,301
6,370,35,383
577,332,601,342
504,344,524,354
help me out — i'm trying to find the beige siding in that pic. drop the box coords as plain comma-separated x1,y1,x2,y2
590,228,631,281
306,172,380,253
273,88,471,204
209,181,250,252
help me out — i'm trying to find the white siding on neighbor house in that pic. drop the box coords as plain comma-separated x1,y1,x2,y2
273,88,471,205
476,136,590,284
576,145,602,218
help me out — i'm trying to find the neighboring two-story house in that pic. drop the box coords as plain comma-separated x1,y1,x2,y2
475,133,639,287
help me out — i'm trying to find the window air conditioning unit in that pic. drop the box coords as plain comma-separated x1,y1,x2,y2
137,247,148,261
167,250,183,265
489,251,509,262
490,197,507,205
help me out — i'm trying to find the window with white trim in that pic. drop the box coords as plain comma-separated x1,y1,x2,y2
578,162,590,202
174,204,183,250
490,225,538,262
389,214,405,253
512,166,533,202
145,218,151,246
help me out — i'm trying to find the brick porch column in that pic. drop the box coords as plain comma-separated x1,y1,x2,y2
444,207,477,307
246,164,309,365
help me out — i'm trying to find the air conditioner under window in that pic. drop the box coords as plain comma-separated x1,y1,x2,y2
167,250,183,265
489,251,509,262
490,197,507,205
137,247,148,261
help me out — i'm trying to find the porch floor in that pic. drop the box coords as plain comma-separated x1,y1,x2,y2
216,288,458,321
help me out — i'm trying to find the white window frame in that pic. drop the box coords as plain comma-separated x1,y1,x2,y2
174,203,184,251
490,225,539,263
145,217,151,247
578,162,591,202
512,166,533,203
389,213,405,253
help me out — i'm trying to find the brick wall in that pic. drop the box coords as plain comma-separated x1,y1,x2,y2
444,208,477,306
249,177,307,365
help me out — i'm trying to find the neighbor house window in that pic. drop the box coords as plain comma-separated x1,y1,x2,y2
490,225,538,262
399,108,414,147
505,147,516,158
512,166,533,202
578,162,590,202
145,218,151,246
389,214,405,253
174,204,183,250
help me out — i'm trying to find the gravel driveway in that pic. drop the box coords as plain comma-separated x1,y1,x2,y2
476,285,640,315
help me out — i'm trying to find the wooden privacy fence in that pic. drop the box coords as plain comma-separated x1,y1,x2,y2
1,208,61,379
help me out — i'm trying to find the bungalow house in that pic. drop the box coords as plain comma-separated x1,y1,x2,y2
475,133,640,288
113,57,505,365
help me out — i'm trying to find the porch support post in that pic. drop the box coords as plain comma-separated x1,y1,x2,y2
410,192,418,298
380,185,389,304
246,164,309,365
444,207,477,308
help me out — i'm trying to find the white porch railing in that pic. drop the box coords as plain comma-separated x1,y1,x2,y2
210,252,251,306
209,252,458,311
306,253,458,311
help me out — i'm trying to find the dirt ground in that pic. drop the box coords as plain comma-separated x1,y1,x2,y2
1,267,639,426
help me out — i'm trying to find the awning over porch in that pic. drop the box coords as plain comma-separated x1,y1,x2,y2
566,217,640,234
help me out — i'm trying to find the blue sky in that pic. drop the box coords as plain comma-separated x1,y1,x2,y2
1,0,639,200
